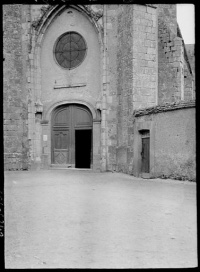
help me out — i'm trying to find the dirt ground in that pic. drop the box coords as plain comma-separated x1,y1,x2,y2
4,169,197,268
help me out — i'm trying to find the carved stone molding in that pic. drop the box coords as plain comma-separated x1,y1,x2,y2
40,5,51,15
35,100,43,113
32,5,52,30
95,101,102,110
32,4,103,32
84,5,103,22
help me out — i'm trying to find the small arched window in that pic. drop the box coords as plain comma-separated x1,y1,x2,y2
54,32,87,69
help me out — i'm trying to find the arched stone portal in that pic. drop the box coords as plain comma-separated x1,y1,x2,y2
51,104,93,168
40,101,101,171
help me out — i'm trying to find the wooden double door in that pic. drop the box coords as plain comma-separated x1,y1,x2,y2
52,104,92,168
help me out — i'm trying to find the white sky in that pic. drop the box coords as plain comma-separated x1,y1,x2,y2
177,4,195,44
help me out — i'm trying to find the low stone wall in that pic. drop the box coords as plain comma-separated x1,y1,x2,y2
133,100,196,181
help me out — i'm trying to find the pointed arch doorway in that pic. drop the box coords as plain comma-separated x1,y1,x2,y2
51,104,92,168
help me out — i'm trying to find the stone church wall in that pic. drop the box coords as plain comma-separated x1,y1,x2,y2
184,62,193,101
105,4,158,174
115,5,134,174
158,4,194,104
102,5,118,171
131,4,158,110
3,5,29,170
184,59,194,101
158,5,183,104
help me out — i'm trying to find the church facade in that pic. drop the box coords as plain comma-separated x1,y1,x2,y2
3,4,196,180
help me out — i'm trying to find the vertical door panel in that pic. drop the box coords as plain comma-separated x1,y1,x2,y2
74,107,92,127
54,108,70,126
53,130,70,164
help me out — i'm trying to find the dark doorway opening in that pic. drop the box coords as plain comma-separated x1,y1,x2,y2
140,130,150,173
75,130,92,168
141,137,150,173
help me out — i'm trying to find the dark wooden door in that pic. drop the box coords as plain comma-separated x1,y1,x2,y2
52,105,92,166
52,106,71,165
141,137,150,173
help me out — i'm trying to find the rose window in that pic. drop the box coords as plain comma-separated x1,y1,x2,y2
54,32,87,69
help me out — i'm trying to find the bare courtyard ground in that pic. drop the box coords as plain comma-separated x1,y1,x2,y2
4,169,197,268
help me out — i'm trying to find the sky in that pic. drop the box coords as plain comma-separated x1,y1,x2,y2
177,4,195,44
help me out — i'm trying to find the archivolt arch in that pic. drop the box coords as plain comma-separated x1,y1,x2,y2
43,100,99,122
32,5,103,47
